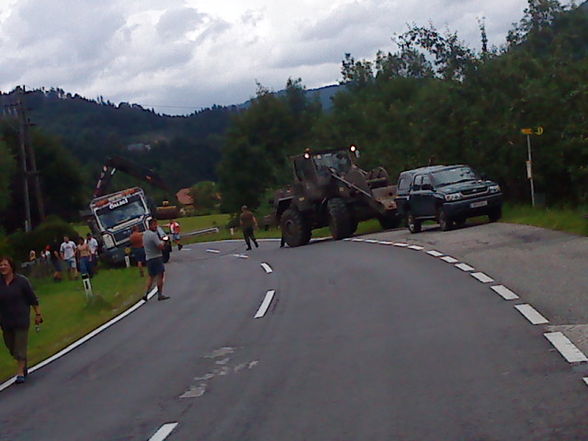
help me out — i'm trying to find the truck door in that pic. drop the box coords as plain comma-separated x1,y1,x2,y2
409,175,435,217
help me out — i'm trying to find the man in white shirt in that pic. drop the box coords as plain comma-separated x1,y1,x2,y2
60,236,77,280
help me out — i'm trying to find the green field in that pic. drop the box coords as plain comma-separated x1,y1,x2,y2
501,204,588,236
0,267,145,382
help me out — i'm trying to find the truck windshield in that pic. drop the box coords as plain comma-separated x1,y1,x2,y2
96,200,146,229
313,152,351,175
432,167,479,187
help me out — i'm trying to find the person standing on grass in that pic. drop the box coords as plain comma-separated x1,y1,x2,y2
86,233,99,275
60,235,77,280
169,219,183,251
129,226,145,277
76,237,92,277
240,205,259,251
0,256,43,384
142,218,170,302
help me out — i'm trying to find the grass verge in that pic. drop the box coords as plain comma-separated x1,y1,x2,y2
0,267,145,382
502,204,588,236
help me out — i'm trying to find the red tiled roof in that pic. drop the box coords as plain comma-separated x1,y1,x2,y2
176,188,194,206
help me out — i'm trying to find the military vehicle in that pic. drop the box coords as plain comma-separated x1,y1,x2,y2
272,146,400,247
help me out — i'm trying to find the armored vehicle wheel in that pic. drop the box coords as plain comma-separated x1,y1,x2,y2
281,208,311,247
407,212,422,234
439,210,453,231
379,212,401,230
488,207,502,223
327,198,352,240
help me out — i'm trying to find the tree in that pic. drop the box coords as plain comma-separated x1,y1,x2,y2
189,181,219,212
0,138,16,212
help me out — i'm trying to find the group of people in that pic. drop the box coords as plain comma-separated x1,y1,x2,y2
49,234,99,281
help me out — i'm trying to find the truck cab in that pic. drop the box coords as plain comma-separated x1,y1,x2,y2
86,187,151,264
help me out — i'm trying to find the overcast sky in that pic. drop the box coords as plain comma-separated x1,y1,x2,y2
0,0,545,114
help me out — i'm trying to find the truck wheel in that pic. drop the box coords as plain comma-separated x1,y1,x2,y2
407,212,422,234
488,207,502,223
454,217,466,228
327,198,352,240
379,212,401,230
439,210,453,231
281,208,311,247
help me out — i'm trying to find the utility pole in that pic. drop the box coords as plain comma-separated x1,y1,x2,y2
15,96,33,232
18,87,45,221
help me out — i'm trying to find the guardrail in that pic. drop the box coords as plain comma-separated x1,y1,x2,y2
181,227,220,238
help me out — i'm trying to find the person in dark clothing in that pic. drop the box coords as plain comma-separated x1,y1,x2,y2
240,205,259,250
0,256,43,384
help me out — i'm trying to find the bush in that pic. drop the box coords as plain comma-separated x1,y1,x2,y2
8,216,80,261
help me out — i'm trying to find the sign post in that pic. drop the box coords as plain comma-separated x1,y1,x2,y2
520,127,543,207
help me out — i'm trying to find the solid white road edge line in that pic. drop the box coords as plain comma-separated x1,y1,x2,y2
148,423,179,441
514,304,549,325
261,263,273,274
455,263,475,272
544,332,588,363
490,285,519,300
441,256,459,263
254,290,276,319
427,250,444,257
471,272,494,283
0,287,158,393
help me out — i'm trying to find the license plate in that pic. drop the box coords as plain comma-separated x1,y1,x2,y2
470,200,488,208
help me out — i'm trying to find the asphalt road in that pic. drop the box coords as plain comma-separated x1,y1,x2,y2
1,237,587,440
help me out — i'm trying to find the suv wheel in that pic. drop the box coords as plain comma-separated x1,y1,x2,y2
281,208,311,247
488,207,502,223
454,217,466,228
327,198,352,240
407,212,422,234
439,210,453,231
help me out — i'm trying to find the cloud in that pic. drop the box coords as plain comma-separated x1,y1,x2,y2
0,0,551,114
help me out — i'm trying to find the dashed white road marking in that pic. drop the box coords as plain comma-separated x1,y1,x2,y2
544,332,588,363
350,238,365,242
206,249,221,254
455,263,475,272
363,239,380,244
148,423,179,441
377,240,394,245
490,285,520,300
408,245,424,251
584,378,588,387
232,254,249,259
0,287,158,393
254,290,276,319
393,242,408,247
514,304,549,325
260,263,273,274
441,256,459,263
427,250,444,257
471,272,494,283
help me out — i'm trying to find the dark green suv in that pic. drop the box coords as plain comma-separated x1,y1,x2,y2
395,165,503,233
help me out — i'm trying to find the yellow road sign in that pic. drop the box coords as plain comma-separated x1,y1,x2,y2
521,128,533,135
534,126,544,135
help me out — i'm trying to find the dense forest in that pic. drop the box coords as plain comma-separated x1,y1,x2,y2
218,0,588,212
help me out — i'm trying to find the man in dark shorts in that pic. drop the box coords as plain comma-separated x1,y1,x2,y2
0,256,43,384
142,218,170,302
240,205,259,250
129,226,145,277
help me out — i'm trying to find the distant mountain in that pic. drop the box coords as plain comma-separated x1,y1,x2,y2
237,83,345,111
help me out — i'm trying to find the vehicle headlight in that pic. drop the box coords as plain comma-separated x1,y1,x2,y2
102,234,115,248
488,185,501,193
445,193,462,201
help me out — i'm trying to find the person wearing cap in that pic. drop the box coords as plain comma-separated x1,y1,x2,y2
141,218,170,302
0,256,43,384
240,205,259,250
